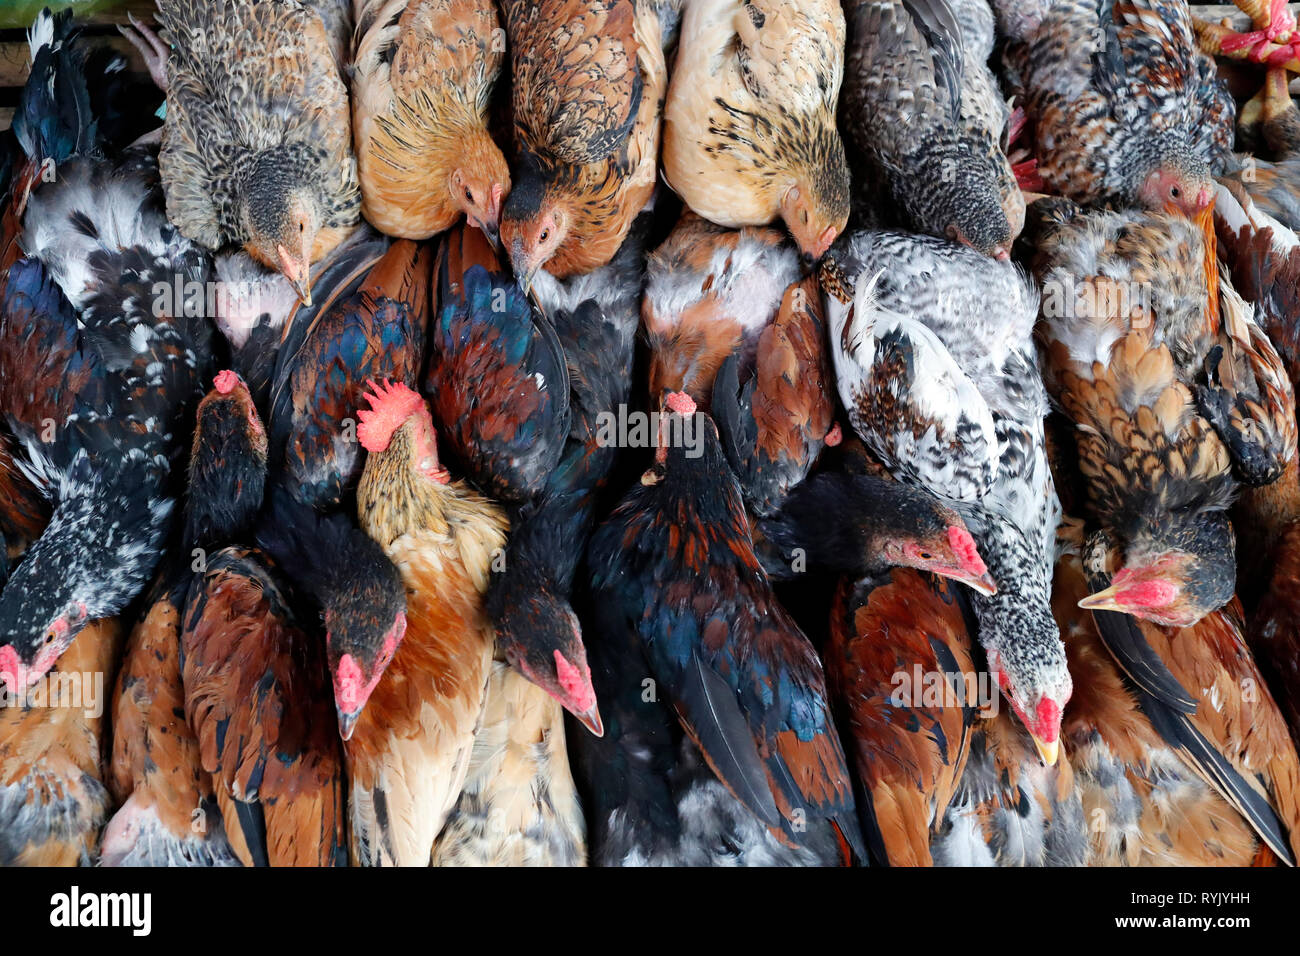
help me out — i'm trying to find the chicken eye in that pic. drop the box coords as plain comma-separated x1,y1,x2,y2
43,630,57,645
919,551,933,560
464,187,474,203
1169,186,1181,199
539,229,550,243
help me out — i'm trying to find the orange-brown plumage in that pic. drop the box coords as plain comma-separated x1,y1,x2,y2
353,0,511,240
643,214,799,410
1081,533,1300,864
825,570,976,866
181,549,346,867
350,384,508,865
0,618,119,866
500,0,668,283
1055,545,1263,865
102,582,236,866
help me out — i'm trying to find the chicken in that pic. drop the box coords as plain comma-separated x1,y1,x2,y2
711,274,837,516
102,577,238,867
642,213,800,409
438,214,652,863
1079,531,1300,864
840,0,1022,260
100,372,266,868
500,0,671,285
352,0,511,241
181,546,348,867
587,394,864,856
823,233,1069,766
152,0,362,303
824,560,980,866
1032,197,1295,624
426,225,571,507
0,149,214,696
254,488,409,744
753,469,995,593
183,372,268,554
575,581,849,866
432,661,587,866
662,0,849,261
268,233,430,512
1054,541,1271,865
486,211,653,734
0,616,119,866
346,380,506,865
1014,0,1235,216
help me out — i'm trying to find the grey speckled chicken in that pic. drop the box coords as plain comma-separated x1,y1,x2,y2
822,231,1070,767
841,0,1023,259
152,0,361,304
1013,0,1235,216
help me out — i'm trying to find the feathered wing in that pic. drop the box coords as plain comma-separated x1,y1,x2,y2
181,548,347,867
426,227,571,505
827,571,977,866
104,582,238,866
503,0,642,164
712,275,835,516
825,261,999,502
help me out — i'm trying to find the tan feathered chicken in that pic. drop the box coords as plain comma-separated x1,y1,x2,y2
0,619,119,866
500,0,673,287
352,0,511,241
663,0,849,261
150,0,362,304
431,660,587,866
351,380,508,866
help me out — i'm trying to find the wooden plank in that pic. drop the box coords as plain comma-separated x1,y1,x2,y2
0,1,158,31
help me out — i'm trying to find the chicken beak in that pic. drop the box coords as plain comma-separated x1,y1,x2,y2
1030,733,1060,767
1077,584,1126,614
573,702,604,738
337,709,358,742
277,243,312,307
509,238,537,295
961,570,999,597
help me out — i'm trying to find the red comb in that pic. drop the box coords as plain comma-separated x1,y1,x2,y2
356,379,426,453
947,525,987,577
665,391,697,417
213,370,241,395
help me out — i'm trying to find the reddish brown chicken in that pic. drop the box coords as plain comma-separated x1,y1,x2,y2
102,579,238,866
642,214,801,410
826,570,979,866
499,0,670,285
181,547,348,867
1081,531,1300,864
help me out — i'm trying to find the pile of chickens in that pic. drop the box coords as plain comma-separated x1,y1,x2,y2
2,0,1300,867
